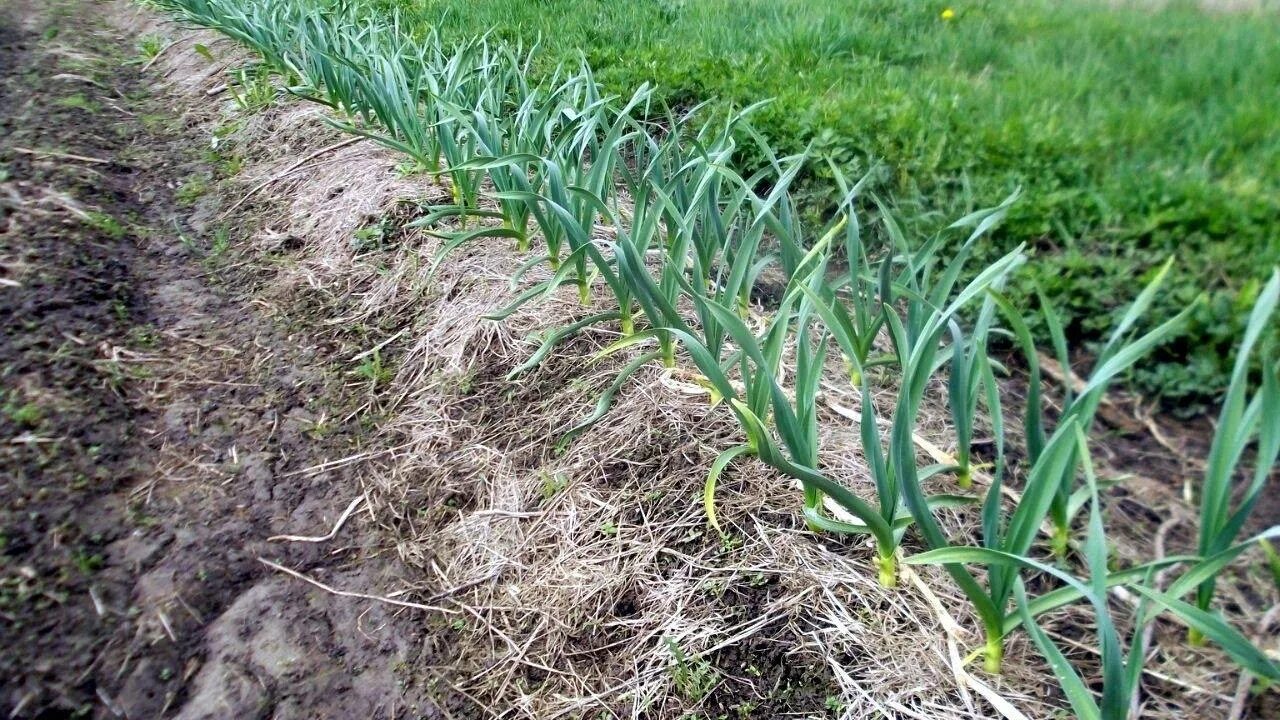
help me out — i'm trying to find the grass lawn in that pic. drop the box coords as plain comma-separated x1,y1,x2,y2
384,0,1280,410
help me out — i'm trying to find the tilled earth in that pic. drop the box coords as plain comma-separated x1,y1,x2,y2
0,2,438,717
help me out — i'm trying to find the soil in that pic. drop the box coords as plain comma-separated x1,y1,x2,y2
0,2,440,718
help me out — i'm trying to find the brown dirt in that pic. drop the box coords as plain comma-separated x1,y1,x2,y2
0,2,438,718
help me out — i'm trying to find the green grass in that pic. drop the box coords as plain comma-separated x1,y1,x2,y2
379,0,1280,411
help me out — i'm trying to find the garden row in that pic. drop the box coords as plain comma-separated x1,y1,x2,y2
144,0,1280,716
405,0,1280,413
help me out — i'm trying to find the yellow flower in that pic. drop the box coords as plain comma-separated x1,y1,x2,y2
941,7,956,20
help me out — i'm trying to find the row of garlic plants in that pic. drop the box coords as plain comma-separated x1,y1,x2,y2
145,0,1280,713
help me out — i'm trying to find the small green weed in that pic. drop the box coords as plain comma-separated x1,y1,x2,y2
1261,540,1280,596
205,226,231,262
228,64,276,112
393,158,433,177
84,211,127,239
4,399,43,428
664,637,718,704
538,470,567,501
350,220,389,253
353,349,393,387
128,325,159,348
218,153,244,176
175,175,210,207
304,415,336,440
137,34,167,60
55,93,97,112
73,552,103,575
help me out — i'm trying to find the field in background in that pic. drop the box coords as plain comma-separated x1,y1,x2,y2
386,0,1280,412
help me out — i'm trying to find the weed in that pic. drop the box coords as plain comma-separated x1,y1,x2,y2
84,211,127,239
218,153,243,176
455,371,474,395
538,469,567,501
72,552,103,575
304,415,335,439
137,34,167,60
55,93,97,112
393,158,432,177
717,533,742,554
353,349,393,387
664,637,718,704
177,230,198,254
211,117,246,143
228,63,276,112
174,174,210,207
350,221,388,253
4,399,43,428
206,226,231,262
137,112,172,132
1261,540,1280,596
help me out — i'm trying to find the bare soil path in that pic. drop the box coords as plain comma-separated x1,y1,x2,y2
0,2,433,717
